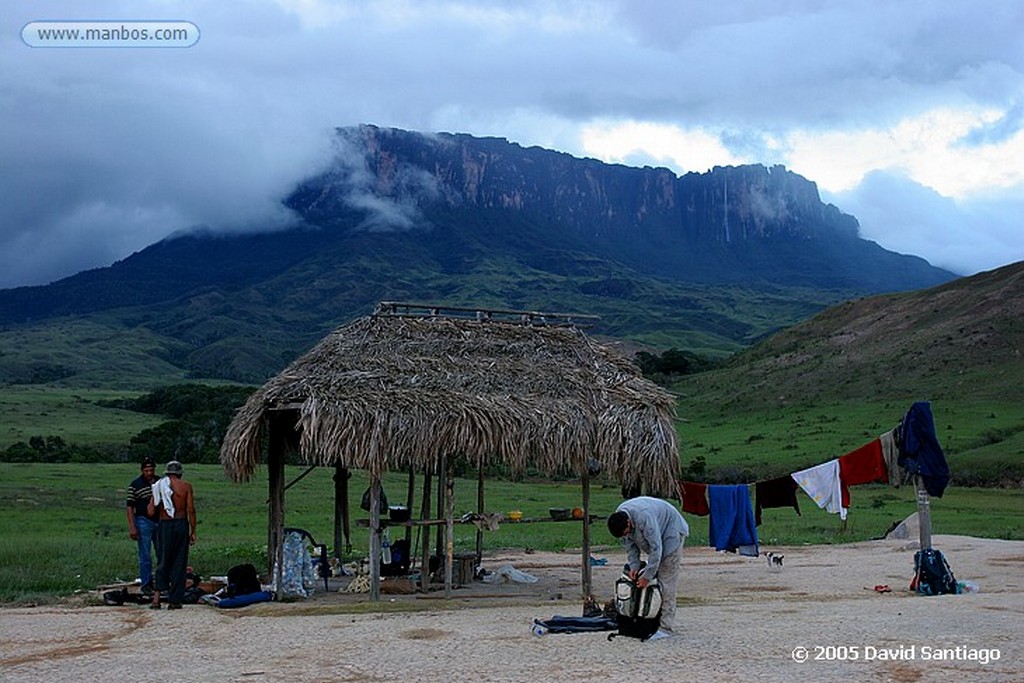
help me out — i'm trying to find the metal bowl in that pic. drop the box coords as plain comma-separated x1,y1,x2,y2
549,507,571,520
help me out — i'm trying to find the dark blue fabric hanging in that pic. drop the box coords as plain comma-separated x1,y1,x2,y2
897,401,950,497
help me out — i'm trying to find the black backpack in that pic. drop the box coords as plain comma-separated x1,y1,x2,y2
913,548,960,595
607,572,662,642
381,539,411,577
227,563,263,597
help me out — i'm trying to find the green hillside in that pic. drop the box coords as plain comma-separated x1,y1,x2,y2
672,262,1024,486
1,262,1020,489
0,248,848,388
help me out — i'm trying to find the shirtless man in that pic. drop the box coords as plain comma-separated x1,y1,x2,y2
148,460,197,610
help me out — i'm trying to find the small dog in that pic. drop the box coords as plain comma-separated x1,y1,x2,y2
764,551,785,568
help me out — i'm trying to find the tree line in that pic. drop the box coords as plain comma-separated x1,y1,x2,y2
1,384,255,465
2,348,715,465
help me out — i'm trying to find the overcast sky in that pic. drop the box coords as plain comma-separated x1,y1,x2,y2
2,0,1022,289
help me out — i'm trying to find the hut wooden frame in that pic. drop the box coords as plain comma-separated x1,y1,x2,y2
220,304,680,600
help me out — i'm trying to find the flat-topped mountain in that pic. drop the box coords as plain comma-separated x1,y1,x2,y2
0,125,957,384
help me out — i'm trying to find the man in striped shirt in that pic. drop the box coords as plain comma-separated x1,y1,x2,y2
126,457,159,593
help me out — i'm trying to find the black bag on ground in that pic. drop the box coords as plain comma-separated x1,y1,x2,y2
102,587,149,606
535,615,618,634
913,548,960,595
227,563,262,597
182,568,207,604
607,572,662,641
381,538,411,577
102,588,129,606
182,585,208,604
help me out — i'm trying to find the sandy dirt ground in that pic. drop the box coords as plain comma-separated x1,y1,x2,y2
1,534,1021,683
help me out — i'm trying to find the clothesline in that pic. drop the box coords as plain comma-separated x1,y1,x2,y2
675,401,951,557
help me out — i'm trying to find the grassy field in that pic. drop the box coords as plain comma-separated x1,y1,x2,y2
5,386,1020,481
0,386,166,450
671,395,1024,486
1,462,1020,604
0,315,192,388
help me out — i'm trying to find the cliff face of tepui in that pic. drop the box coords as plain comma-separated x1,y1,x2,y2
286,125,944,288
0,125,958,384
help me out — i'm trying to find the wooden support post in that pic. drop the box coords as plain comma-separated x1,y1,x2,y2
419,467,433,593
275,528,285,600
475,458,485,564
405,467,416,547
267,416,288,580
915,476,933,551
435,456,446,561
581,468,592,599
369,475,382,602
334,464,351,558
444,458,455,599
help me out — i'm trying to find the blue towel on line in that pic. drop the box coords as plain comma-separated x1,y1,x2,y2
708,484,759,557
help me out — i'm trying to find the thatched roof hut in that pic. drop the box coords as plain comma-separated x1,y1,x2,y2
222,308,679,488
219,303,680,599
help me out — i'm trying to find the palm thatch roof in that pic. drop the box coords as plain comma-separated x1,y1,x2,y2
220,308,679,491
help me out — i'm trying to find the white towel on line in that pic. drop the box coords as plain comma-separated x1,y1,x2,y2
791,459,847,520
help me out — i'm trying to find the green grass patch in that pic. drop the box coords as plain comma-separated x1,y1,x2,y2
1,463,1020,604
0,386,166,450
0,316,191,388
672,395,1024,486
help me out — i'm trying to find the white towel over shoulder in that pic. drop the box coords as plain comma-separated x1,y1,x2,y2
151,477,175,518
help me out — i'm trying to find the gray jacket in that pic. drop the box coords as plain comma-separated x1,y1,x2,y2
617,496,689,580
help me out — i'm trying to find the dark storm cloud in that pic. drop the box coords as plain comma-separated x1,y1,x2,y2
1,0,1021,287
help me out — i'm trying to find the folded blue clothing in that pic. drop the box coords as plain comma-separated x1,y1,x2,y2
214,590,274,609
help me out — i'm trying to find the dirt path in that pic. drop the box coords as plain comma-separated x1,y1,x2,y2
1,534,1021,682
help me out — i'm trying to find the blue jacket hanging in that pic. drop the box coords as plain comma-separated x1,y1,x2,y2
897,402,950,497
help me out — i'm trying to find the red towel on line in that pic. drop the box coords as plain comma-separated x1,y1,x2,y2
838,438,888,507
677,481,710,516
